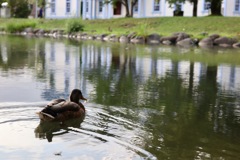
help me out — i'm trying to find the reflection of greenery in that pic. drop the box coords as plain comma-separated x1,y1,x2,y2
1,36,240,159
85,48,138,106
143,46,240,66
0,36,34,69
0,36,47,81
82,43,240,159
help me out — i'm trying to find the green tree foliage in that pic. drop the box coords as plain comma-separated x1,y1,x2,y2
104,0,138,17
8,0,31,18
38,0,46,7
0,0,7,6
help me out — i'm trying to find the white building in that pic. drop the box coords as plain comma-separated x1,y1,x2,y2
223,0,240,16
45,0,82,18
0,2,10,18
44,0,240,19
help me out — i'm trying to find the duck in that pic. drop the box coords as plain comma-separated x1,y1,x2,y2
37,89,87,122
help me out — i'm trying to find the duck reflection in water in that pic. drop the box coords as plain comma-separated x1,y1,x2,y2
35,118,83,142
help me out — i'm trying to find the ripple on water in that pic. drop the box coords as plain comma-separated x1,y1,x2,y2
0,102,157,160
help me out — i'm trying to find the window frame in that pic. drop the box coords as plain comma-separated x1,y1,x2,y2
66,0,71,14
203,0,211,11
153,0,160,13
99,0,103,13
235,0,240,12
51,0,56,14
86,0,89,13
133,3,138,13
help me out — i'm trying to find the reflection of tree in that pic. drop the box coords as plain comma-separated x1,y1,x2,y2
1,36,240,159
83,42,240,159
34,40,47,80
141,63,240,159
197,65,218,120
0,36,34,69
85,43,139,106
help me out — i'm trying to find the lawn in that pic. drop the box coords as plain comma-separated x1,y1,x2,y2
0,17,240,39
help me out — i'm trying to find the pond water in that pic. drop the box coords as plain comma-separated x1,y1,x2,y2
0,35,240,160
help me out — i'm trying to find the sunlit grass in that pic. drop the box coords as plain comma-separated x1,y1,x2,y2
1,17,240,38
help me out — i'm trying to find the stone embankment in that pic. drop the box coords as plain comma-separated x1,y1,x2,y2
1,28,240,48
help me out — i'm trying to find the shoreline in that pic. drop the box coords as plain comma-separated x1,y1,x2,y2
1,28,240,49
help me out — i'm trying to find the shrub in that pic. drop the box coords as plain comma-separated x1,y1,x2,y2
136,22,150,37
8,0,31,18
66,19,84,33
6,22,36,33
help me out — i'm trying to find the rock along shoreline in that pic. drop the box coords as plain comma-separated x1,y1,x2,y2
1,28,240,48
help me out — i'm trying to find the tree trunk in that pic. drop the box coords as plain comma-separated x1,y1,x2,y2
124,0,131,17
131,0,138,17
130,2,134,17
210,0,222,16
192,0,198,17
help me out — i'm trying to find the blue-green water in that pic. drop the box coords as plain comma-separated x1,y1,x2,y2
0,35,240,159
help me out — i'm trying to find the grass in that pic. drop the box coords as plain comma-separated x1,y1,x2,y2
0,17,240,39
6,21,36,33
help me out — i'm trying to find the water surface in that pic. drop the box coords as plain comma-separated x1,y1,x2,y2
0,35,240,159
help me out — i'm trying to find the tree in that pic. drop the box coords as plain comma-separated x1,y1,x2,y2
167,0,199,17
191,0,198,17
207,0,223,16
104,0,138,17
8,0,31,18
0,0,7,6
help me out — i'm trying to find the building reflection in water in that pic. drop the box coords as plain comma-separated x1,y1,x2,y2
31,40,240,102
0,37,239,103
0,38,239,101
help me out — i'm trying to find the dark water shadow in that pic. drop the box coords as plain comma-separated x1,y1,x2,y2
34,118,84,142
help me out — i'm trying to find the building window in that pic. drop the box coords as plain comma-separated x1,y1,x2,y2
173,1,183,10
86,0,89,12
51,0,55,13
235,0,240,12
134,3,138,12
66,0,71,13
99,0,103,12
204,0,211,11
153,0,160,12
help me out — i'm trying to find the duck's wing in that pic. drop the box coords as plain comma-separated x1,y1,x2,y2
47,99,66,106
39,99,66,118
50,101,80,113
39,101,81,121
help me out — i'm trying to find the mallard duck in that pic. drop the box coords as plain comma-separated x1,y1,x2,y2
37,89,87,122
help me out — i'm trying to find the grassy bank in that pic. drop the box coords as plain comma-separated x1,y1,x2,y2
0,17,240,39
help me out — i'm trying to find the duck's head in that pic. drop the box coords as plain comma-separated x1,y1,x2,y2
70,89,87,103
